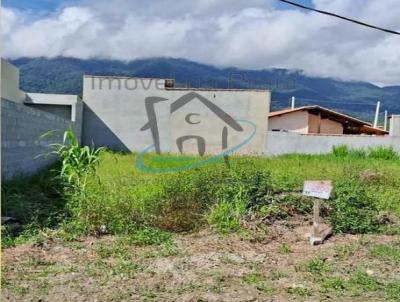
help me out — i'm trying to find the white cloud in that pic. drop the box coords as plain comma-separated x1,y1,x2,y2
2,0,400,85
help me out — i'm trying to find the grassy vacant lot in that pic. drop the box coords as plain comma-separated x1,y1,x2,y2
2,147,400,301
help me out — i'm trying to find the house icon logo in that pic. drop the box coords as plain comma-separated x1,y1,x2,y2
137,91,257,173
141,92,244,155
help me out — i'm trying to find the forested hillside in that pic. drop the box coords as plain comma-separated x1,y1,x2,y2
11,57,400,121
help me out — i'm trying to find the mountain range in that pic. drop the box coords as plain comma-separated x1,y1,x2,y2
11,57,400,122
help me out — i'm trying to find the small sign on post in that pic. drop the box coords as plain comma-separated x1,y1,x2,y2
303,181,333,246
303,181,333,200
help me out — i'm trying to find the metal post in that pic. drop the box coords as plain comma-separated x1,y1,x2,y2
374,101,381,128
384,110,388,131
291,96,295,109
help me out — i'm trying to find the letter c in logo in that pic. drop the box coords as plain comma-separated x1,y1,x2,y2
185,113,200,124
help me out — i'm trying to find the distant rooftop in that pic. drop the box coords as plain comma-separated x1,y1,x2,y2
269,105,388,135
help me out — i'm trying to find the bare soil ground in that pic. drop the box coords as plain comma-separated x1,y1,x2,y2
2,219,400,302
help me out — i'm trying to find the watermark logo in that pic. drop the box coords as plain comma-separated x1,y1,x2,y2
90,73,296,91
136,92,256,173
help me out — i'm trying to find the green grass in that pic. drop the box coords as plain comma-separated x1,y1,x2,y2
332,145,399,160
278,243,292,254
348,270,381,293
334,243,359,259
319,272,392,298
316,265,400,299
207,188,248,233
119,227,172,246
2,149,400,245
242,272,273,294
94,229,172,260
286,286,312,297
386,282,400,300
321,276,347,292
1,167,67,247
369,243,400,264
300,257,330,274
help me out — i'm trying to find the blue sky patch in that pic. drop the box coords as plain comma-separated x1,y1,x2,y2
3,0,314,12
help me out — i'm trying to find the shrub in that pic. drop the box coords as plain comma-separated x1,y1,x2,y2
328,179,379,234
63,156,273,236
368,146,398,160
258,204,286,220
163,163,271,233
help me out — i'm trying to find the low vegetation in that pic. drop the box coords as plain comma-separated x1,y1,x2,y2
2,137,400,246
332,144,399,160
2,134,400,301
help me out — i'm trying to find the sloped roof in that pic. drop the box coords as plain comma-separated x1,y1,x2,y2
269,105,388,135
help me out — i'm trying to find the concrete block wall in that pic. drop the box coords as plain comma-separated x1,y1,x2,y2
1,98,78,180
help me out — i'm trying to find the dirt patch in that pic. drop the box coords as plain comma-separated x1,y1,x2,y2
2,221,400,302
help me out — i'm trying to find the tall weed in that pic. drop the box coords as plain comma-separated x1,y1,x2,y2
332,145,398,160
207,185,248,233
42,130,104,189
368,146,398,160
332,145,349,157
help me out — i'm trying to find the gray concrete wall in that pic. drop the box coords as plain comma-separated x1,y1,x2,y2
1,99,77,180
82,76,270,155
265,131,400,156
0,60,83,180
167,89,269,155
1,59,26,103
25,93,83,141
390,115,400,137
82,76,168,151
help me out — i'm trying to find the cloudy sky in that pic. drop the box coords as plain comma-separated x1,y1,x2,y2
2,0,400,85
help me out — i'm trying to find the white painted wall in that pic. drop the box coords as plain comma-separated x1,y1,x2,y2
268,111,309,133
269,111,344,135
